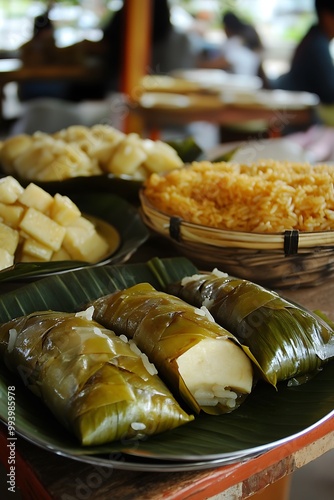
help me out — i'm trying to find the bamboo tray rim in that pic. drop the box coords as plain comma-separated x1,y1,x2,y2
140,191,334,253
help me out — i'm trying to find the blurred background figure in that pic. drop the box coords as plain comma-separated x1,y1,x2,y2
18,9,83,101
68,0,199,99
198,10,265,78
20,0,197,104
19,11,56,68
271,0,334,104
10,0,200,135
150,0,199,73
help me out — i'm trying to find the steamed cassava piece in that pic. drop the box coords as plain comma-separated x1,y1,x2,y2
0,125,183,182
0,176,111,270
0,309,193,445
90,283,254,415
166,270,334,387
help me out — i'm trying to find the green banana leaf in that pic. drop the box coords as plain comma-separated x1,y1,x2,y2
165,271,334,388
0,311,192,446
166,137,203,163
0,193,149,283
209,145,239,163
166,137,238,164
90,283,253,415
0,257,333,471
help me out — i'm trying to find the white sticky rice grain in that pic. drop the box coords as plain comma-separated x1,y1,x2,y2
141,352,158,375
194,306,215,323
202,297,214,309
212,268,229,278
131,422,146,431
200,306,215,322
194,388,219,405
220,398,237,408
196,397,219,406
7,329,17,353
129,340,142,355
181,273,203,286
212,385,237,399
129,340,158,375
194,388,215,399
194,385,238,408
93,326,106,338
194,307,206,317
75,306,94,320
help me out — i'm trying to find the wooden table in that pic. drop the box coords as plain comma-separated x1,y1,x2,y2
0,414,333,500
130,89,319,139
0,58,103,123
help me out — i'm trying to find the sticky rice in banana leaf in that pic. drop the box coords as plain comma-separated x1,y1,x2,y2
0,308,193,446
89,283,254,415
166,270,334,388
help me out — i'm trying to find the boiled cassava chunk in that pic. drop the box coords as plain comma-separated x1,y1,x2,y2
0,177,111,270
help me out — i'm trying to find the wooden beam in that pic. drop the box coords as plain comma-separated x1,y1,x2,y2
121,0,152,134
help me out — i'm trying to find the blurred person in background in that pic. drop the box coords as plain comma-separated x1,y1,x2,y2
19,11,56,67
149,0,199,74
18,10,83,101
271,0,334,104
67,0,199,100
11,0,199,135
269,0,334,157
197,11,265,77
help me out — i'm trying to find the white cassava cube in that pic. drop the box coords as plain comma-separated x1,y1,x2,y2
22,238,53,261
51,247,71,261
18,183,54,213
0,222,19,254
62,220,109,262
0,202,24,228
0,248,14,271
67,216,95,233
50,193,81,226
0,176,24,203
19,208,66,251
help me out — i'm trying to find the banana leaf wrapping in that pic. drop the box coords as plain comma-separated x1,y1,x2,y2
90,283,254,415
166,270,334,388
0,309,193,446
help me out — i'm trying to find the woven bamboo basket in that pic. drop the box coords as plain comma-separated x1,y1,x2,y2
140,190,334,289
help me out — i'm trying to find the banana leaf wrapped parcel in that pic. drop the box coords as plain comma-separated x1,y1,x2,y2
166,270,334,388
0,309,193,446
90,283,254,416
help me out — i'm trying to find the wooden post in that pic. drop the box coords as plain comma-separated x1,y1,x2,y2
121,0,152,134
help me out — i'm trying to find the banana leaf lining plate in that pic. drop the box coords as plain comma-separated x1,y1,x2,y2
0,193,149,282
0,257,333,471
